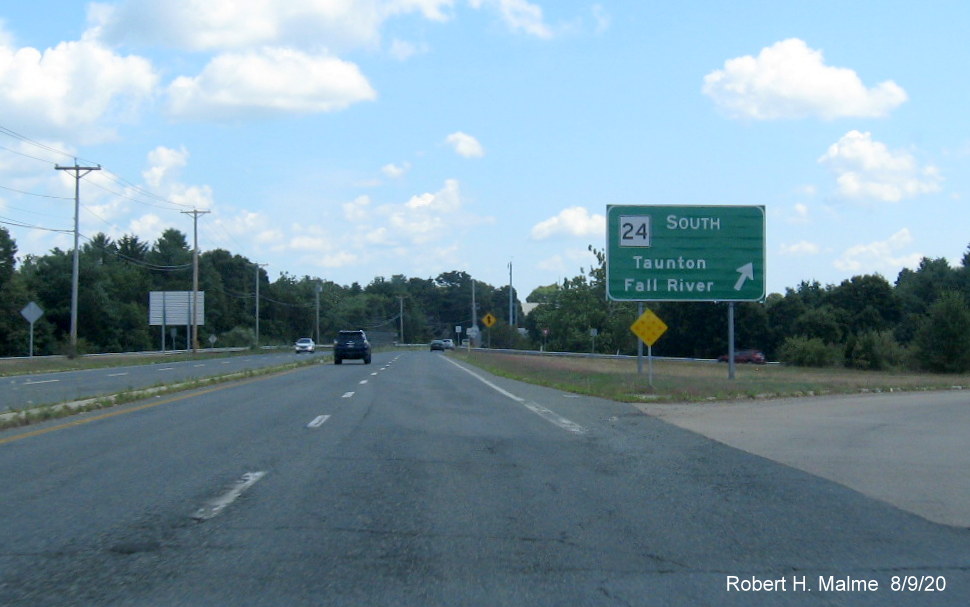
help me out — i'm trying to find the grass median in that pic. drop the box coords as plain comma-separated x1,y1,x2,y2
454,350,970,403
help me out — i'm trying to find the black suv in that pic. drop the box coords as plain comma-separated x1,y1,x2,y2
333,330,371,365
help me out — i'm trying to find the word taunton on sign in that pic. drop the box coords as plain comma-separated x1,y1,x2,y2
606,205,765,302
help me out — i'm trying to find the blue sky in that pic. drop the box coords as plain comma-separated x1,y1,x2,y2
1,1,968,299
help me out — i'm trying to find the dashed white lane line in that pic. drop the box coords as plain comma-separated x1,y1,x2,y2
24,379,59,385
342,392,355,398
441,357,587,435
307,415,331,428
107,372,128,377
157,367,175,372
192,471,266,521
359,380,368,385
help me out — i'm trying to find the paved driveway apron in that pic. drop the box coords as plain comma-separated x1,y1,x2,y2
637,390,970,527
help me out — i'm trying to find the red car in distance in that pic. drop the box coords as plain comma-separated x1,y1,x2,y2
718,349,766,364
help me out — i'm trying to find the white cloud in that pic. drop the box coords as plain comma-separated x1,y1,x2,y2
382,162,411,178
780,241,820,255
140,146,214,210
787,203,811,225
536,247,599,275
703,38,907,120
88,0,455,52
833,228,923,273
819,131,942,202
343,195,372,222
590,4,611,34
445,132,485,158
128,213,165,242
388,39,428,61
0,36,157,141
404,178,462,212
166,47,376,120
143,146,189,188
530,206,605,240
469,0,553,38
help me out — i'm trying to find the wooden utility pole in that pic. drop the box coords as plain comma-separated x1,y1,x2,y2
55,160,101,355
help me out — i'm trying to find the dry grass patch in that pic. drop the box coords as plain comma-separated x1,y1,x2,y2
455,351,970,403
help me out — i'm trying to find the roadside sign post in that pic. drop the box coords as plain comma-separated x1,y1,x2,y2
20,301,44,358
481,313,497,349
630,306,668,387
607,205,765,379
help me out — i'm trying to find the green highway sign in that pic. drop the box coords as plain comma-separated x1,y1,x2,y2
606,205,766,302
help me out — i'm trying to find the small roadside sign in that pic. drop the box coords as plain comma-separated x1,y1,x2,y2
20,301,43,324
481,313,497,328
20,301,44,358
630,309,667,346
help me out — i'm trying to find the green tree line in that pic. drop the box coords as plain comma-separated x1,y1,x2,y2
523,246,970,373
2,226,970,372
0,226,521,356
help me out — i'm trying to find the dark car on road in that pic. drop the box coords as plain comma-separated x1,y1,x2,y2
718,349,766,364
430,340,445,351
334,330,371,364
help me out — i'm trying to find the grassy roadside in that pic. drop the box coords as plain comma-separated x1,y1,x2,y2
453,350,970,403
0,352,327,431
0,349,274,378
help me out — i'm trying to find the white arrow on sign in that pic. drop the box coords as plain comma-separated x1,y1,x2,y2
734,263,754,291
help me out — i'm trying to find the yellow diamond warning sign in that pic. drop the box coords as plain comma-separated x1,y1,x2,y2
481,313,497,328
630,309,667,346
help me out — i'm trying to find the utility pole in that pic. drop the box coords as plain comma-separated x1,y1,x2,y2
255,263,268,346
315,282,323,345
508,261,514,328
181,209,209,352
55,160,101,355
398,296,404,344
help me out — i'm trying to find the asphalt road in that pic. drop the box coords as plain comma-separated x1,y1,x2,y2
1,350,326,410
1,351,967,605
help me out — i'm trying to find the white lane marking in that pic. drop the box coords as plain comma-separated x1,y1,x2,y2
371,372,379,376
342,392,355,398
441,357,587,435
107,372,128,377
24,379,59,385
221,361,231,365
307,415,331,428
359,380,368,385
157,367,175,372
192,471,266,521
194,364,205,368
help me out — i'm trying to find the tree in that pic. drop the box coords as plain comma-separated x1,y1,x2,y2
912,292,970,373
0,226,15,289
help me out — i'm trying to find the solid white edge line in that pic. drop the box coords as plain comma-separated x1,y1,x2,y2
441,357,587,435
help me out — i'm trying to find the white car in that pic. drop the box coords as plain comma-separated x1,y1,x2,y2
294,337,315,353
441,339,455,350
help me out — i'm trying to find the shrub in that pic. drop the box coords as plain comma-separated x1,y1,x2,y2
219,326,258,349
845,330,904,371
778,336,842,367
912,292,970,373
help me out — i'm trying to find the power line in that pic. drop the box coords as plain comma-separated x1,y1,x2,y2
0,183,73,199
